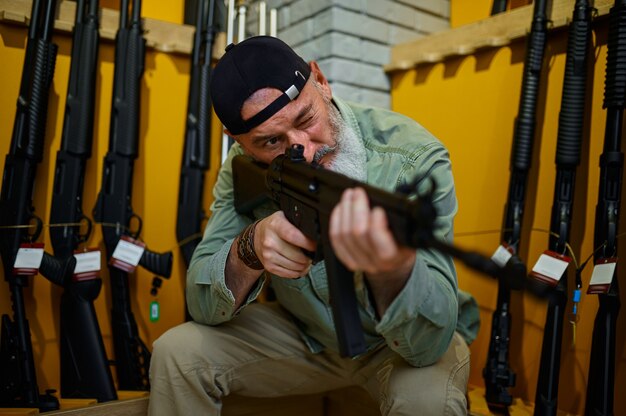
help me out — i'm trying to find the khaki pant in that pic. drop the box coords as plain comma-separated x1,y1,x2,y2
148,303,470,415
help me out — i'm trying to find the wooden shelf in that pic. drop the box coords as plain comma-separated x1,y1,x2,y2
385,0,612,72
0,0,225,58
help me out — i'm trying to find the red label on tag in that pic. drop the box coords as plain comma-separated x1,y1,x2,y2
13,243,45,276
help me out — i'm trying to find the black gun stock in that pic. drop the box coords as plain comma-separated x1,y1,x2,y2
534,2,593,415
176,0,217,266
49,0,117,402
93,0,173,391
585,1,626,414
233,144,526,358
484,0,549,409
0,0,75,411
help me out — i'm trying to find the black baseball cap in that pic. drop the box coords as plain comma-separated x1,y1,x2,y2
210,36,311,135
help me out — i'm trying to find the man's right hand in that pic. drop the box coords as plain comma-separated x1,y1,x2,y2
254,211,316,278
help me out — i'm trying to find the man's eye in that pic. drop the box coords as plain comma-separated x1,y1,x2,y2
266,137,279,145
300,116,314,127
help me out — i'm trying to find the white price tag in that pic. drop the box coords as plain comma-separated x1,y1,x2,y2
74,250,101,274
110,236,145,272
491,244,513,267
13,243,45,275
14,246,45,269
530,250,571,287
587,258,617,294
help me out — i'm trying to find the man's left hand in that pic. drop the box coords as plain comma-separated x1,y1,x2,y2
329,187,416,279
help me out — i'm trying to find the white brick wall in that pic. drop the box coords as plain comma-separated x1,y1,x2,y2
242,0,450,109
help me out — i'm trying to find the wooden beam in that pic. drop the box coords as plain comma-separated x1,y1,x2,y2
46,397,148,416
386,0,612,72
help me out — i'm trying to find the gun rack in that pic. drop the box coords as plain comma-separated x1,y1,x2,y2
385,0,612,72
0,0,225,57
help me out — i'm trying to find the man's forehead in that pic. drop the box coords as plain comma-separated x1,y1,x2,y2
241,87,285,120
244,83,316,134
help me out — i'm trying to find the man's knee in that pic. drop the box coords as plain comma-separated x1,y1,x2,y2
149,323,224,415
382,333,470,415
151,321,212,378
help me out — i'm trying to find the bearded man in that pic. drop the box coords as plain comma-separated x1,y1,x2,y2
148,36,478,416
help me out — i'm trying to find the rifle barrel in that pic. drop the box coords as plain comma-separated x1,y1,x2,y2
533,2,592,415
585,2,626,413
484,0,549,408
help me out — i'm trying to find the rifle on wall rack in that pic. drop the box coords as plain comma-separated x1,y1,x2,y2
533,1,593,414
584,0,626,413
93,0,173,390
177,0,218,268
483,0,549,410
49,0,118,402
0,0,76,411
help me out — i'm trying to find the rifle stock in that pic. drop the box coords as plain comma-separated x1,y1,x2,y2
233,144,525,357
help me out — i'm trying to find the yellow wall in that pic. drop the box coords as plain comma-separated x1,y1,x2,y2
2,1,625,414
450,0,531,27
392,2,626,415
0,0,221,395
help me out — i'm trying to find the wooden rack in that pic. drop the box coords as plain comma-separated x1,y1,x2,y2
385,0,612,72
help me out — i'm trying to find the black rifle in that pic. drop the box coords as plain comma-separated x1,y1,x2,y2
176,0,217,267
533,2,593,415
585,1,626,414
491,0,508,15
483,0,549,409
0,0,75,411
93,0,173,390
233,144,526,358
49,0,117,402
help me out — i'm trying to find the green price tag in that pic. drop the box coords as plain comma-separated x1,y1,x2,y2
150,300,160,322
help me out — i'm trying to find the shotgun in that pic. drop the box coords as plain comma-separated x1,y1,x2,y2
93,0,173,390
585,1,626,413
533,2,593,414
0,0,74,410
483,0,549,409
49,0,117,402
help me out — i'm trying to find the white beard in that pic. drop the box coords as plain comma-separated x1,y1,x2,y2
314,102,367,182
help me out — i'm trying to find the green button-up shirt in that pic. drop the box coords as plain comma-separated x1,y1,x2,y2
187,97,478,367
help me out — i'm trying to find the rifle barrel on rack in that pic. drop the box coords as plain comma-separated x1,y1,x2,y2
0,0,75,411
483,0,549,409
585,1,626,414
93,0,173,390
533,2,593,415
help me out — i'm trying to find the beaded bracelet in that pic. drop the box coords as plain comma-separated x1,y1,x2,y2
236,220,264,270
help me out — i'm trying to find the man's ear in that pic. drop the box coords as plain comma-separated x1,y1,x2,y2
308,61,332,99
224,129,239,143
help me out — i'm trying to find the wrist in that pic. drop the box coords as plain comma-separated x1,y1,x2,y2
236,220,264,270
